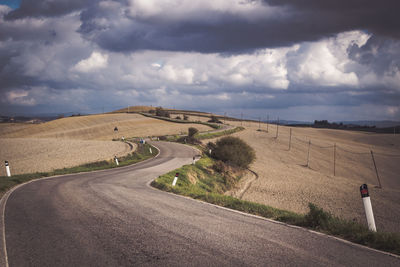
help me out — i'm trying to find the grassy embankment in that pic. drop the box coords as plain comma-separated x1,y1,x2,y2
151,154,400,255
196,126,245,140
0,142,156,196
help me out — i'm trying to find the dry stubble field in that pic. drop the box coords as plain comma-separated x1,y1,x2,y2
0,113,213,175
213,120,400,233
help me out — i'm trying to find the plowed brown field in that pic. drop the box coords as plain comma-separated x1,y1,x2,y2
213,120,400,233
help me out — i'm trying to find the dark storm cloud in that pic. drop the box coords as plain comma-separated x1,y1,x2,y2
348,35,400,76
265,0,400,39
4,0,95,20
74,0,400,53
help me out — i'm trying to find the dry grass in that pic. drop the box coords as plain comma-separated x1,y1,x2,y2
0,138,132,175
209,120,400,233
0,113,213,141
112,105,154,113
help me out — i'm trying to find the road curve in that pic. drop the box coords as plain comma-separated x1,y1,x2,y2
2,141,399,266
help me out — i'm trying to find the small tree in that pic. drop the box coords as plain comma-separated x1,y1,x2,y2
208,115,222,123
183,114,189,120
155,107,170,118
188,127,199,137
212,136,255,168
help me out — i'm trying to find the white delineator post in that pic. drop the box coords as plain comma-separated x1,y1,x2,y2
360,184,377,232
149,147,152,154
114,156,119,166
172,173,179,186
5,161,11,177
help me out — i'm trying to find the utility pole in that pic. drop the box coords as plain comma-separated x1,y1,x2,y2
267,115,269,132
241,113,243,126
224,112,226,124
275,117,279,138
259,117,261,130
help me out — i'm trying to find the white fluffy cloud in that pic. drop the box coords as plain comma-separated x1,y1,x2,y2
287,31,371,87
126,0,278,22
72,51,109,73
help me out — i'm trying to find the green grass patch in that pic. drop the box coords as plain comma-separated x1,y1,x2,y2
196,126,244,140
0,142,157,196
151,155,400,255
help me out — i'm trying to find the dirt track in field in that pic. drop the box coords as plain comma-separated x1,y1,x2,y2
213,120,400,233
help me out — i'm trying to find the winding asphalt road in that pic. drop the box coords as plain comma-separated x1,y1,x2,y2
1,141,399,266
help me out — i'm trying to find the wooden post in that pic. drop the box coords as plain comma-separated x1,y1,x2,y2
306,140,311,167
288,128,292,151
370,150,382,188
333,143,336,176
275,117,279,138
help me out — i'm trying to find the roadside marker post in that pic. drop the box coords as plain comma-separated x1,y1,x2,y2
114,156,119,166
360,184,377,232
5,161,11,177
172,173,179,186
149,147,152,154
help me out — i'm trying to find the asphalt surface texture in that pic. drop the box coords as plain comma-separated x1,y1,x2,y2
2,141,400,266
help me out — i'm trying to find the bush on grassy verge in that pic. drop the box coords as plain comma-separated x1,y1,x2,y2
208,115,222,123
155,107,170,118
188,127,199,137
211,136,255,169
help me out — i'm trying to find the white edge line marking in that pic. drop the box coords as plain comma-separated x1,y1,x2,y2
146,173,400,260
0,142,160,266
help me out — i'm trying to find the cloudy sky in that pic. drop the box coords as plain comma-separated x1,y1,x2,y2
1,0,399,121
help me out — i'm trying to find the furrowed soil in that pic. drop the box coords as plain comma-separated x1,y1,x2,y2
208,120,400,233
0,113,212,175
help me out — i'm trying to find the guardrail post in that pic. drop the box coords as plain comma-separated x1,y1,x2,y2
172,173,179,186
5,161,11,177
